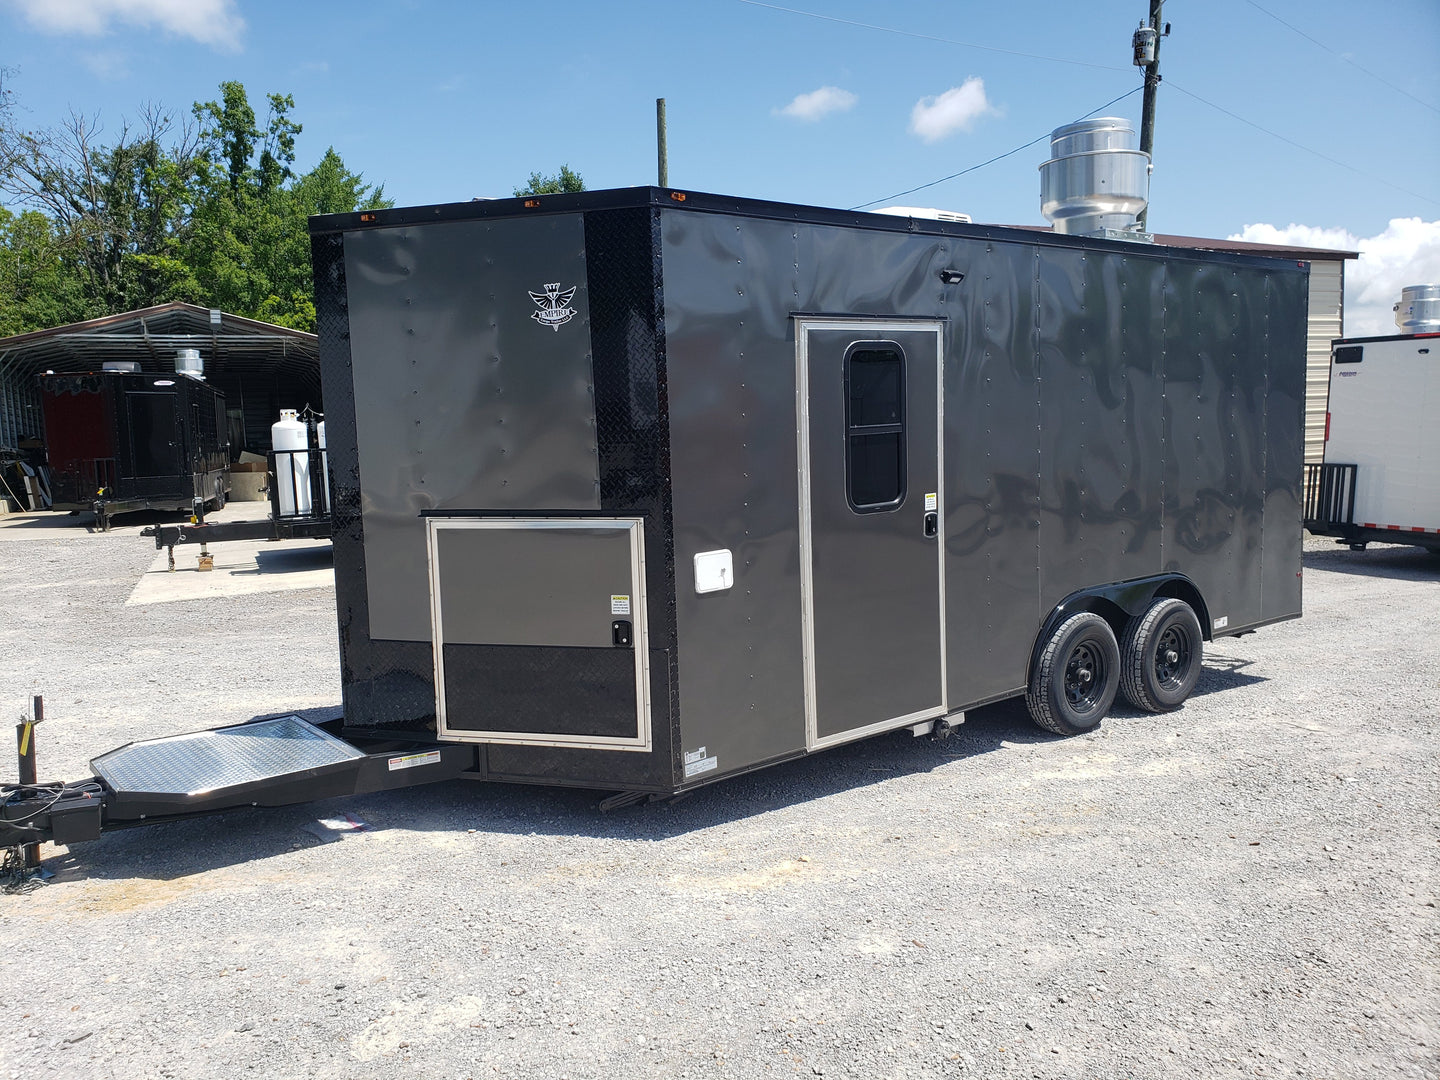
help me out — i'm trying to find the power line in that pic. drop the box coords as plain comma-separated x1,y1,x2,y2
1245,0,1439,115
733,0,1129,72
1165,80,1439,208
849,86,1144,211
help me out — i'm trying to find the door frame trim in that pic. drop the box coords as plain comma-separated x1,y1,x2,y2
794,317,947,752
426,515,653,752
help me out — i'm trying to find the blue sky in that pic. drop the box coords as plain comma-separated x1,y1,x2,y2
3,0,1438,331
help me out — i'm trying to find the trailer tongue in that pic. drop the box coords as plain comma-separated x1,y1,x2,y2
1,715,475,850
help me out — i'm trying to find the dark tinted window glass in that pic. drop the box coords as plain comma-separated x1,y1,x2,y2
845,343,905,510
849,432,902,508
848,349,902,426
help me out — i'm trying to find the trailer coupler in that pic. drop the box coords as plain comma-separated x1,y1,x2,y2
1,779,105,850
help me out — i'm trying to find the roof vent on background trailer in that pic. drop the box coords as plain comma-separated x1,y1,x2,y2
102,361,141,373
874,206,974,224
175,348,204,380
1393,284,1440,333
1039,117,1152,242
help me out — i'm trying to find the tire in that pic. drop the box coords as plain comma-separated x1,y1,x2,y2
1119,598,1203,713
212,478,226,512
1025,612,1121,736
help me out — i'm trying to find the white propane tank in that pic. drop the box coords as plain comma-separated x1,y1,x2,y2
317,419,329,514
271,409,311,517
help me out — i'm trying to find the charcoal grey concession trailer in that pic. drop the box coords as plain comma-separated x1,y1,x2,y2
2,187,1308,849
312,187,1306,789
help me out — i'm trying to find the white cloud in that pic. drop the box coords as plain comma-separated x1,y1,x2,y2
776,86,857,122
7,0,245,51
909,77,997,143
1230,218,1440,336
80,49,130,80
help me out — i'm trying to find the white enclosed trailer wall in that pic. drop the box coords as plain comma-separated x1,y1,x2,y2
1325,335,1440,534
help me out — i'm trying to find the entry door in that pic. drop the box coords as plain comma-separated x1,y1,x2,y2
126,392,179,478
797,319,946,749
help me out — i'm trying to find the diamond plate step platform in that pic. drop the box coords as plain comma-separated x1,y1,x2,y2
93,715,369,813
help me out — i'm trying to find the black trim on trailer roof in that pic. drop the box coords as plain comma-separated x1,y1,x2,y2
308,187,1311,273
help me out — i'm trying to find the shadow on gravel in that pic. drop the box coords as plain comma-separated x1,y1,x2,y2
1189,653,1266,699
242,545,334,574
1304,544,1440,582
0,508,194,534
37,674,1253,883
42,700,1050,882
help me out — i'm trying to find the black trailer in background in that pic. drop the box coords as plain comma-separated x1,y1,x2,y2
38,370,230,530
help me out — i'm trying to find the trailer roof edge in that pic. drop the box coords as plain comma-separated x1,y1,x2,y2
308,187,1311,273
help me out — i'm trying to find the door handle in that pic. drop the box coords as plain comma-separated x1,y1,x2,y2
923,512,938,538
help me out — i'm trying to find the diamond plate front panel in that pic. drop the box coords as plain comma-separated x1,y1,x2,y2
93,716,366,796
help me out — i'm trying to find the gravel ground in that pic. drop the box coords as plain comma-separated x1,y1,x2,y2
1,524,1437,1080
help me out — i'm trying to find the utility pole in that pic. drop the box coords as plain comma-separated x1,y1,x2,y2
1134,0,1165,232
657,98,669,188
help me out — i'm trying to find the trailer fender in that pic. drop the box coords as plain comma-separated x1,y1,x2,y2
1027,574,1211,688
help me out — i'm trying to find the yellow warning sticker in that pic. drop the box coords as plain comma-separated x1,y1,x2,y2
388,750,442,772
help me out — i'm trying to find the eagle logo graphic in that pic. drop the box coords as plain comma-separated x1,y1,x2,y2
528,283,577,331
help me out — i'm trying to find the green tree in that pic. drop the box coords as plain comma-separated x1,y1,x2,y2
514,164,585,196
0,78,390,334
0,207,88,335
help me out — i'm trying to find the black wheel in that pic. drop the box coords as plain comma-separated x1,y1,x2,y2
1348,543,1367,551
1025,612,1121,735
212,478,226,512
1119,598,1203,713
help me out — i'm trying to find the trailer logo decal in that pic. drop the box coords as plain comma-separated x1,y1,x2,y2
528,282,578,331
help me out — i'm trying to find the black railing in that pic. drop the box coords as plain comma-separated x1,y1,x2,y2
268,448,329,521
1304,463,1357,527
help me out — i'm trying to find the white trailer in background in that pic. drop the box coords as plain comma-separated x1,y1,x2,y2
1305,331,1440,552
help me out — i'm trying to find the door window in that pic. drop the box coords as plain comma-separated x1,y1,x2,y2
844,343,906,511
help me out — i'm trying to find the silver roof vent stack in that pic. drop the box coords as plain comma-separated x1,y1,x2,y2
175,348,204,380
1393,284,1440,333
1039,117,1152,242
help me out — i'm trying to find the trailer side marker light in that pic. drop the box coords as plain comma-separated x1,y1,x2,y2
670,192,687,202
939,269,965,284
1324,412,1330,441
359,212,378,222
524,199,542,208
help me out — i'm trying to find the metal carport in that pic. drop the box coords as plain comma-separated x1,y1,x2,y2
0,302,320,456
